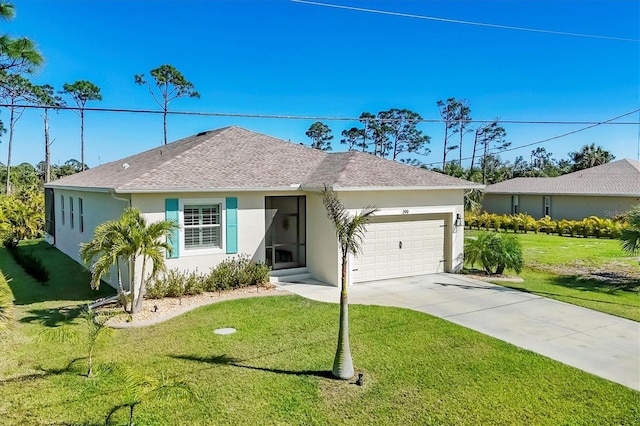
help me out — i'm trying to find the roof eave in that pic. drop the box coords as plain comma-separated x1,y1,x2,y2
303,184,484,192
485,191,640,197
43,184,112,193
113,185,303,194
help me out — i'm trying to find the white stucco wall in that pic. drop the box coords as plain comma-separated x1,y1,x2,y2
338,189,466,276
305,192,340,286
482,194,640,220
50,189,130,288
50,188,466,290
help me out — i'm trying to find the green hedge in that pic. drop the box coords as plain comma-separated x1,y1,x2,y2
465,212,627,239
6,244,49,283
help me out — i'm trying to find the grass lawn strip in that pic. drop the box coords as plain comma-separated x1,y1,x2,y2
0,242,638,425
466,231,640,321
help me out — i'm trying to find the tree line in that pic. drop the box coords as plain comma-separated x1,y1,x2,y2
0,2,200,195
304,100,615,186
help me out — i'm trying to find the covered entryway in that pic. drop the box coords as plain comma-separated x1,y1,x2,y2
351,214,446,283
265,196,306,270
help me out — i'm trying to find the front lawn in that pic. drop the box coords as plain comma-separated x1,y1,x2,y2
466,231,640,321
1,242,638,425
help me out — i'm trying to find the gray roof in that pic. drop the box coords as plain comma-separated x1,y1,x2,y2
47,126,481,193
484,159,640,196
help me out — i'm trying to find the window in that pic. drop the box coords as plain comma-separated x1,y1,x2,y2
60,195,65,225
184,204,221,249
544,196,551,217
70,197,74,229
79,198,84,232
511,195,519,214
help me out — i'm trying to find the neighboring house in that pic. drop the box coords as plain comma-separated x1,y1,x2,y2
44,126,481,290
482,159,640,220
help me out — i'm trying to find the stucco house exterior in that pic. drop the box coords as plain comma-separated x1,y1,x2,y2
44,126,481,291
481,159,640,220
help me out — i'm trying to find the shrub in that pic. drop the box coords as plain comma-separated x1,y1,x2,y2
207,254,271,291
183,271,205,295
6,245,49,283
464,231,523,275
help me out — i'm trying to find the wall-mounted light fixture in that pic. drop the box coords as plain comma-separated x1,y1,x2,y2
455,213,463,227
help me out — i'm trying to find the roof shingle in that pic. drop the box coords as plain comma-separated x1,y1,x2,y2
47,126,480,192
484,159,640,196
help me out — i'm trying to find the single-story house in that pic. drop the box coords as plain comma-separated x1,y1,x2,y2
481,158,640,220
44,126,481,292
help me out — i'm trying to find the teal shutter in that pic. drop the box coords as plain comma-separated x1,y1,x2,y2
165,198,180,258
226,197,238,254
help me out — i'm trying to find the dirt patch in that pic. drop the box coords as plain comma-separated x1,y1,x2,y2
466,274,524,283
529,260,640,291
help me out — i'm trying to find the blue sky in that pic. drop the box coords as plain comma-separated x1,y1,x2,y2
4,0,639,168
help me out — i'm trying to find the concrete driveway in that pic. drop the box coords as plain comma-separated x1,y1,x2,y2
277,273,640,391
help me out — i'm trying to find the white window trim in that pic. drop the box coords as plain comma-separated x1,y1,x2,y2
60,195,65,226
79,197,84,233
544,195,551,216
178,198,226,256
70,197,75,229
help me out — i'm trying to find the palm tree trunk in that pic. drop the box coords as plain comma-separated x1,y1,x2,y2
134,255,146,313
332,254,354,380
129,256,136,314
5,107,15,195
87,346,93,377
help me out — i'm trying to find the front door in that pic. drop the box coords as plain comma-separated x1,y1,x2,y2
265,196,306,270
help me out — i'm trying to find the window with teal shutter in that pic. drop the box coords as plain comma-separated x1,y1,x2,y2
226,197,238,254
165,198,180,258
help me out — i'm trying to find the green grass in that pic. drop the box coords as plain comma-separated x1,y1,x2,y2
466,231,640,321
1,242,639,425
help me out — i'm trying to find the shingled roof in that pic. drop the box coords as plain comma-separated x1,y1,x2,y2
46,126,480,193
484,159,640,196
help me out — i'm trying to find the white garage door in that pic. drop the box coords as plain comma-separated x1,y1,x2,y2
352,217,445,283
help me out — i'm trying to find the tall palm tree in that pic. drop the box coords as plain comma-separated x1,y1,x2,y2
321,186,377,380
620,205,640,256
80,208,177,313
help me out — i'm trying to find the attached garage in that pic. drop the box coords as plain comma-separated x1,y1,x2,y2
351,214,446,283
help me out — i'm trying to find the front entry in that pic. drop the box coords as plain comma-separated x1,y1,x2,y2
265,196,306,270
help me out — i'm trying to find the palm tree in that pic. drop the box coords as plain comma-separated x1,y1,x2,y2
321,186,377,380
80,208,177,314
620,205,640,256
569,143,615,172
80,217,129,308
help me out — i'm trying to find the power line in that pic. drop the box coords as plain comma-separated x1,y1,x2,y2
291,0,640,43
419,108,640,167
1,104,638,126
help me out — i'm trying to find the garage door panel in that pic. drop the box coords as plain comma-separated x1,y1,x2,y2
352,218,446,283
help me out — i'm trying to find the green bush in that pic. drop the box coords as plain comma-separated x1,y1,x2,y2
465,212,629,240
464,231,524,275
147,256,271,299
207,254,271,291
6,245,49,283
183,271,205,295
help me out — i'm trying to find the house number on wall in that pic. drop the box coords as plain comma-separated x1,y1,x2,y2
402,209,409,214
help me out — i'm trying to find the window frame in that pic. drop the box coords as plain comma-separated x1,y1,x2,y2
511,194,519,215
60,194,65,226
179,198,226,256
79,197,84,233
543,195,551,217
70,197,75,229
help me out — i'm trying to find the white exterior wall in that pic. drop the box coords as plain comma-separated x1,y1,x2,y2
50,189,130,288
305,192,340,286
131,191,309,273
338,189,466,279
